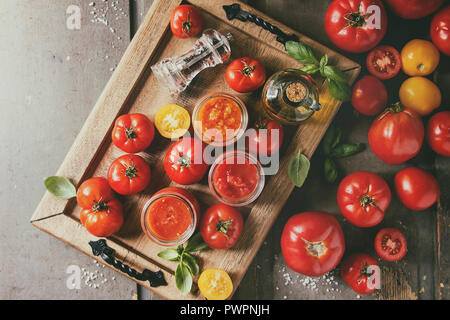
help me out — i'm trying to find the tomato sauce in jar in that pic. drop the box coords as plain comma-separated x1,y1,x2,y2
209,151,265,206
141,187,200,246
193,93,248,146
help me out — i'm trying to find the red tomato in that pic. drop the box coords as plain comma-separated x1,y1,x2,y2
368,104,424,164
337,171,391,227
324,0,387,53
431,6,450,56
112,113,155,153
394,167,440,211
385,0,444,19
366,46,402,80
164,137,209,185
225,57,266,93
375,228,407,261
351,76,388,115
107,154,151,195
170,5,202,38
200,204,243,249
341,253,379,294
76,177,124,237
281,211,345,277
427,111,450,157
247,119,284,156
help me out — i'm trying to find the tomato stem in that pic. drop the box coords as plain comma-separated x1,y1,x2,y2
216,218,233,238
182,11,192,36
125,126,137,139
343,3,371,28
177,154,191,168
302,238,327,258
360,195,377,208
240,59,256,77
92,200,109,214
124,158,137,179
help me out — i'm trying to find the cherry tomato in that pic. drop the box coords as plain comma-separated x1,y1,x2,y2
76,177,124,237
170,4,202,39
225,57,266,93
368,103,424,164
427,111,450,157
375,228,407,261
164,137,209,185
247,119,284,156
198,268,233,300
337,171,391,228
431,5,450,56
324,0,387,53
366,46,402,80
401,39,440,76
200,204,243,249
341,253,379,295
351,76,388,116
112,113,155,153
107,154,151,195
399,77,442,116
384,0,444,19
394,167,440,211
281,211,345,277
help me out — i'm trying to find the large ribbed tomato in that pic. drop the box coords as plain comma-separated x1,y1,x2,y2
368,103,424,164
324,0,387,53
427,111,450,157
281,211,345,277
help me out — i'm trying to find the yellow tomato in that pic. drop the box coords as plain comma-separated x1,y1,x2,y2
154,104,190,139
399,77,441,116
401,39,440,76
198,268,233,300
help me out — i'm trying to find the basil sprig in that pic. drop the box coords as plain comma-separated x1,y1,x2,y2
285,41,351,102
157,233,207,296
288,150,310,188
320,125,365,183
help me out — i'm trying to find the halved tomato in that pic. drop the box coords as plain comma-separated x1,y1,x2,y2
155,104,190,139
374,228,407,261
366,46,402,80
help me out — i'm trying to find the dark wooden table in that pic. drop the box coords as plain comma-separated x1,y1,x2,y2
1,0,447,300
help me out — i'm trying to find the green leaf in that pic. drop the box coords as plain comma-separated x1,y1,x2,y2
319,54,328,74
157,248,180,261
184,232,208,253
330,143,365,158
324,158,339,184
288,151,310,188
175,263,192,296
44,176,77,199
327,78,352,102
299,64,320,75
321,125,342,156
285,41,319,65
322,65,348,83
182,253,199,276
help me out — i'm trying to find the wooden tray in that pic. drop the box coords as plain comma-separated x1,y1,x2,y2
30,0,360,300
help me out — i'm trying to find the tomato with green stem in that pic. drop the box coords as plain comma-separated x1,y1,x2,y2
200,204,243,249
77,177,124,237
341,253,379,294
112,113,155,153
170,5,203,39
107,154,151,195
225,57,266,93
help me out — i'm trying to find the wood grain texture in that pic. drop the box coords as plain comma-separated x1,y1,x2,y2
31,0,360,300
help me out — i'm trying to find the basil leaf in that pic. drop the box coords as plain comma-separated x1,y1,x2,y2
321,125,342,156
327,78,351,102
319,54,328,74
157,248,180,261
322,65,348,83
330,143,365,158
184,232,208,253
324,158,339,184
285,41,319,65
300,64,320,75
175,263,192,296
44,176,77,199
182,252,199,276
288,151,310,188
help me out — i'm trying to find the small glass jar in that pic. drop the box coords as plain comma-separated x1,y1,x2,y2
192,92,248,147
141,187,200,246
261,69,322,125
208,150,265,206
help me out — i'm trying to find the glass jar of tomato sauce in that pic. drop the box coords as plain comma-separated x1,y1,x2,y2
141,187,200,246
209,150,265,206
192,92,248,147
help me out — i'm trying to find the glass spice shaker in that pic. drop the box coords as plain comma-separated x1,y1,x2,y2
151,29,232,95
261,69,322,125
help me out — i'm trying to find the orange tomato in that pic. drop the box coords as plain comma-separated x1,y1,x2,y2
399,77,441,116
198,268,233,300
401,39,440,76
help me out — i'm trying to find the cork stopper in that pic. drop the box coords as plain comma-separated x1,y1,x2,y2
285,81,307,103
